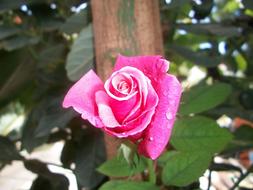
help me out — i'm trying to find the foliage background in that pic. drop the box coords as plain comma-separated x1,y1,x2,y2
0,0,252,189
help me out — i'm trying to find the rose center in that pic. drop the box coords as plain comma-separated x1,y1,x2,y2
117,81,130,94
111,73,134,96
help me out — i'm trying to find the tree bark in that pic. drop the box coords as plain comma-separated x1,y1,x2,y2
91,0,164,159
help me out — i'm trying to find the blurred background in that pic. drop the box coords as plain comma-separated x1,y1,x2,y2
0,0,252,189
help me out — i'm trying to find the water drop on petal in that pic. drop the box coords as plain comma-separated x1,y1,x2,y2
166,111,173,120
148,137,154,141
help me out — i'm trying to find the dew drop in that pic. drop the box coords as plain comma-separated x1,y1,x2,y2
122,132,126,135
166,111,173,120
148,137,154,141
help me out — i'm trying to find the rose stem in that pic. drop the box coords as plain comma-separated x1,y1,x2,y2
147,159,156,184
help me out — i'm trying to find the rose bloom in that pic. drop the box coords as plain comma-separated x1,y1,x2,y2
63,55,182,159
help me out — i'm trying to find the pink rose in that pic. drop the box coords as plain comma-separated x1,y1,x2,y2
63,55,182,159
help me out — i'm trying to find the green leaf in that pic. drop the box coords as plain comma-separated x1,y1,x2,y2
60,10,89,35
0,0,25,11
242,0,253,10
66,24,94,81
234,125,253,144
0,35,40,51
21,107,49,152
158,150,178,167
177,23,241,37
0,58,35,107
0,25,21,40
97,153,146,177
99,181,160,190
38,44,65,67
179,83,232,115
34,97,76,137
0,136,22,161
60,140,76,168
169,45,222,67
162,151,212,187
30,176,69,190
171,116,233,153
74,130,106,188
24,159,69,190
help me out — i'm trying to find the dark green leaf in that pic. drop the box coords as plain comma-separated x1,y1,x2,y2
162,151,212,187
165,0,189,9
99,181,160,190
177,23,241,37
34,97,76,137
0,50,22,88
24,159,69,190
171,116,233,153
74,130,106,188
0,0,25,11
66,24,94,81
97,153,146,177
60,10,89,35
158,151,178,167
60,140,76,168
21,104,49,152
169,45,222,67
0,59,35,107
179,83,232,115
0,35,40,51
0,135,22,161
38,44,65,67
0,25,21,40
242,0,253,10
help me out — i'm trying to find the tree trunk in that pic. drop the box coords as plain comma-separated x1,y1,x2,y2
91,0,164,159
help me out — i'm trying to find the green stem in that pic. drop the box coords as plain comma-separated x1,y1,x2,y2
147,159,156,184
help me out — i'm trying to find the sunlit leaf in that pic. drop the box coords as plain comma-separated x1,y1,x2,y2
180,83,232,115
171,116,233,153
97,153,146,177
66,24,94,81
162,151,212,187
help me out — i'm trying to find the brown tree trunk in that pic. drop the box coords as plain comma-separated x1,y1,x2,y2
91,0,164,159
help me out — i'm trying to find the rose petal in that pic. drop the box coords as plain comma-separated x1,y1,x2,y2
95,90,120,128
124,79,158,123
104,109,155,138
114,55,169,82
110,94,138,123
62,70,104,128
138,74,182,160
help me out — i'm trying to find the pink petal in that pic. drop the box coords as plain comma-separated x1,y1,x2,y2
109,94,138,123
114,55,169,82
138,74,182,160
104,109,155,138
95,90,120,128
62,70,104,128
